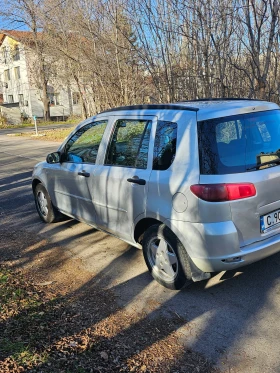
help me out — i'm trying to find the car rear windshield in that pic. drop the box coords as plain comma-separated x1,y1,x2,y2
198,110,280,175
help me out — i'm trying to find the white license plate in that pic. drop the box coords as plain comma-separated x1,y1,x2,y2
260,209,280,233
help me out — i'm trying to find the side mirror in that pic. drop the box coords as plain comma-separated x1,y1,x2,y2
46,152,61,164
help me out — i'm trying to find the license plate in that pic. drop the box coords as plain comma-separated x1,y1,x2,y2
260,209,280,233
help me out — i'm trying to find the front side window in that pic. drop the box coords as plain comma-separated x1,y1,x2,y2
153,121,177,170
105,119,152,168
64,120,107,164
198,110,280,175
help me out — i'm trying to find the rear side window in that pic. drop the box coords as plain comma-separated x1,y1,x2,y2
153,121,177,170
105,119,152,168
198,110,280,175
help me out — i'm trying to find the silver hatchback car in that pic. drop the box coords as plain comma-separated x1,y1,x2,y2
32,99,280,289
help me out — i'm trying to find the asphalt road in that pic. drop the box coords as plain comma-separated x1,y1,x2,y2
1,132,280,373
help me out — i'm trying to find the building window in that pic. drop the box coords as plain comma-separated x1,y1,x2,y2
2,47,8,64
4,69,10,81
48,93,60,106
13,45,20,61
14,66,21,80
8,95,14,103
18,94,24,106
72,92,80,105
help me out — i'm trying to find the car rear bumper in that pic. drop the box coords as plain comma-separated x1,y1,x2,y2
166,219,280,273
192,235,280,272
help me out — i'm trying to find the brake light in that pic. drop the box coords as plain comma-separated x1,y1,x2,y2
190,183,256,202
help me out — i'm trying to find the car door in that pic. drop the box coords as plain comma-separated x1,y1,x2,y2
91,115,156,242
47,119,108,224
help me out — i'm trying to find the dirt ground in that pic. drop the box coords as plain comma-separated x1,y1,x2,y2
0,226,218,373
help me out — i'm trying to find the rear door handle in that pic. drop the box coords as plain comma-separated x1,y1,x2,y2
78,171,90,177
127,177,146,185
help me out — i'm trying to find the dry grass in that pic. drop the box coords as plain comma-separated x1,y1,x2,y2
0,116,81,130
0,226,219,373
10,128,75,142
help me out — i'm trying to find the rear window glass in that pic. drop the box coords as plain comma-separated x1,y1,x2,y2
153,121,177,170
198,110,280,175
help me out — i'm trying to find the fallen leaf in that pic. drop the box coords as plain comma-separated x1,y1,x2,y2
35,281,53,286
100,351,108,361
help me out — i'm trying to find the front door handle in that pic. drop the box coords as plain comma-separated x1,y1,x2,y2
78,171,90,177
127,177,146,185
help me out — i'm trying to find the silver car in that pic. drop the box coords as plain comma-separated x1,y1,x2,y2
32,99,280,289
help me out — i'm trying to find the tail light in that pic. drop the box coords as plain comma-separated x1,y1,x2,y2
190,183,256,202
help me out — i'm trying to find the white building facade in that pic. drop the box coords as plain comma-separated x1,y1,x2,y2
0,30,82,123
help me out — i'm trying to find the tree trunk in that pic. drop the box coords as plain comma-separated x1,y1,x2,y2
41,78,50,121
73,74,89,119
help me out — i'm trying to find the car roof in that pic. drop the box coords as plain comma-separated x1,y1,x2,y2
177,99,279,121
92,99,280,123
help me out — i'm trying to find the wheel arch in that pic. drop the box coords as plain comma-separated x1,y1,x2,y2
135,216,211,283
134,217,164,244
32,178,44,193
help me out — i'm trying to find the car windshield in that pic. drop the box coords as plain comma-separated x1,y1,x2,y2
198,109,280,175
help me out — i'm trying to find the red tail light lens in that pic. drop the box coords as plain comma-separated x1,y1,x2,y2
190,183,256,202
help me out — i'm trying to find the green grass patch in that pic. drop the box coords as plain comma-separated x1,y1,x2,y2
0,339,48,367
38,128,75,142
0,116,82,129
0,267,42,315
11,127,75,142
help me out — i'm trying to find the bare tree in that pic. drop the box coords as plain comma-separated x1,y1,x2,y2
2,0,280,113
235,0,280,99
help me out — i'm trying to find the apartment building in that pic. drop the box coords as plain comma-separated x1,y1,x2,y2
0,30,81,123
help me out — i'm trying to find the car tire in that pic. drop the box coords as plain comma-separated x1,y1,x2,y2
34,183,61,223
142,224,193,290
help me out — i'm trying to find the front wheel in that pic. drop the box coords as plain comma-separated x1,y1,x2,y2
34,183,61,223
142,224,193,290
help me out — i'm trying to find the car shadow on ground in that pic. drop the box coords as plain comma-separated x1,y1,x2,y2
2,221,280,372
2,161,280,372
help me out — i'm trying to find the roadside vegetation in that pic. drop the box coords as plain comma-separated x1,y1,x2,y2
0,263,217,373
0,116,81,130
7,128,74,142
1,1,279,121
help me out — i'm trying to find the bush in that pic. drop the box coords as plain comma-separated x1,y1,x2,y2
0,112,9,127
66,115,82,124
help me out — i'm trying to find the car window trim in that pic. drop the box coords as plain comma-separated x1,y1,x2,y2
103,115,157,169
61,119,108,165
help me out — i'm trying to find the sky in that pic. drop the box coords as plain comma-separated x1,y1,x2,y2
0,16,29,31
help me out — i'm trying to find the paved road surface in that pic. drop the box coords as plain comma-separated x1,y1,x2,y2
1,132,280,373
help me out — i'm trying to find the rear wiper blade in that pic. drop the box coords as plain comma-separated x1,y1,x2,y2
247,158,280,171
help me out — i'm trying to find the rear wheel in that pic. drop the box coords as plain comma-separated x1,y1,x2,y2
34,183,61,223
142,224,192,290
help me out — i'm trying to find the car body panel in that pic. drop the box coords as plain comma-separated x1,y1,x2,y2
88,114,157,241
32,100,280,277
